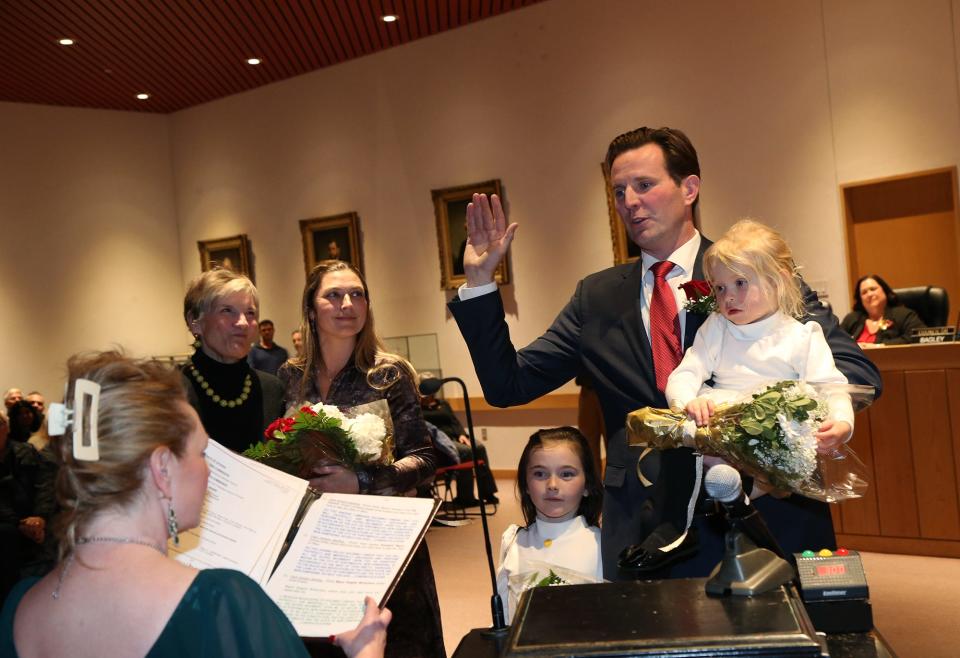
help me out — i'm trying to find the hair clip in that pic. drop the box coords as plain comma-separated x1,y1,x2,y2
72,379,101,462
47,379,101,461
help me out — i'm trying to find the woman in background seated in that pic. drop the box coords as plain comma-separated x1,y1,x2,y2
0,351,389,658
278,261,443,658
181,268,285,453
841,274,927,346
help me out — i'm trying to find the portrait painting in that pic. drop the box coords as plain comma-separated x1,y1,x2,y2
432,179,510,290
197,234,253,280
299,212,364,277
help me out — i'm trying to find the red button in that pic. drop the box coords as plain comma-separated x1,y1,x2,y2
836,548,849,556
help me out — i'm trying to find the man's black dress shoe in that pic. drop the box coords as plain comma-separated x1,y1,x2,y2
618,525,700,574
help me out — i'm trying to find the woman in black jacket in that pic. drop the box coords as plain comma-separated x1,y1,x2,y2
841,274,926,345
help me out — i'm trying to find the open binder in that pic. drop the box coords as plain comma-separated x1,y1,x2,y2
169,439,439,637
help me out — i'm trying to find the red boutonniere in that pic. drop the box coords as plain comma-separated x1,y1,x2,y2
679,279,717,314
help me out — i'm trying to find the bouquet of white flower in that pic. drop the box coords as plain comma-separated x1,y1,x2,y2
244,400,394,478
626,380,873,502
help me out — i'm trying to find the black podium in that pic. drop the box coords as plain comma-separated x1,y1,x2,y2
453,579,895,658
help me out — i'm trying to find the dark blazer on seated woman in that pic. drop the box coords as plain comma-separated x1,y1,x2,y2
841,305,926,345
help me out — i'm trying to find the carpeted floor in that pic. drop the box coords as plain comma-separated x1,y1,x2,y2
425,476,960,657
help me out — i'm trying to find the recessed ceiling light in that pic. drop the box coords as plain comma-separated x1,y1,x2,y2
246,58,261,65
136,93,150,100
58,38,75,46
382,15,398,23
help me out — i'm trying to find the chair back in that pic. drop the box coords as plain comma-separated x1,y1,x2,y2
893,286,950,327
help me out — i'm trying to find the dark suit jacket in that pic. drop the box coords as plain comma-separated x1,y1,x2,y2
449,238,883,578
841,305,926,345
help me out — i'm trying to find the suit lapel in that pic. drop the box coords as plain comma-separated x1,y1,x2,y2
613,262,654,371
683,237,713,350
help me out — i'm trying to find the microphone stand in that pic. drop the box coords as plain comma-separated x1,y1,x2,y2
430,377,508,635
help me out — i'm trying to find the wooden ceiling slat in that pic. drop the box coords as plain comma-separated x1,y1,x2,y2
224,0,296,81
347,2,381,55
0,0,546,113
308,0,350,66
260,0,313,75
7,1,145,111
204,2,274,89
172,0,263,95
287,0,330,69
325,0,361,61
107,0,214,111
240,1,298,79
86,0,210,109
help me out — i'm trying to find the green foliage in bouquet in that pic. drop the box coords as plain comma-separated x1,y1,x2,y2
242,406,360,477
534,570,567,587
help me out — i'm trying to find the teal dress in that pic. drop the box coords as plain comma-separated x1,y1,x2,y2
0,569,309,657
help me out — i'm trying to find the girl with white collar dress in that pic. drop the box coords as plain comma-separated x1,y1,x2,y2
497,427,604,623
663,219,854,558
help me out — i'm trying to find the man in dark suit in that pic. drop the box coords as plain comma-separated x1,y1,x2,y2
448,126,882,579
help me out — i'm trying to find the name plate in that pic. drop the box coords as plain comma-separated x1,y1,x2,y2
910,326,956,343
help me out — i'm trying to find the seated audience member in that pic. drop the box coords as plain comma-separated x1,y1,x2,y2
0,351,389,658
418,373,498,506
25,392,50,451
4,388,23,411
841,274,927,346
291,328,305,358
0,409,47,602
248,319,290,376
7,401,41,444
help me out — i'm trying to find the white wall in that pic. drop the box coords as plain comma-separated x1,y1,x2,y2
4,0,960,467
0,102,185,398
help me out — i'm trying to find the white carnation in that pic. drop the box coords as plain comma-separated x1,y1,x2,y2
311,403,346,424
344,413,386,461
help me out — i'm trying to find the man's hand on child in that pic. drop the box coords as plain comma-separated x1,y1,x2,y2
815,420,852,454
685,398,715,427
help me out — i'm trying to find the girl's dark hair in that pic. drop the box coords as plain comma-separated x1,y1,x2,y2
516,426,603,527
852,274,900,313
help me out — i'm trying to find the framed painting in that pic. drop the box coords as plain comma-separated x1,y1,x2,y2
431,179,510,290
197,234,254,280
602,163,642,265
299,212,364,277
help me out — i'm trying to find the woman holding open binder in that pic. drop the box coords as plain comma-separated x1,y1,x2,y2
0,351,389,658
278,260,444,658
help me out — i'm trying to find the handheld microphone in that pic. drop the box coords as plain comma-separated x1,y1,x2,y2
704,465,787,560
418,376,508,633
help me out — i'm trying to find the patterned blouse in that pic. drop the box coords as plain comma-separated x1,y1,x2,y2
277,361,436,496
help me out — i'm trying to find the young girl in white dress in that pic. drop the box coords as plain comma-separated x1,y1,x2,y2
662,219,854,553
496,427,604,624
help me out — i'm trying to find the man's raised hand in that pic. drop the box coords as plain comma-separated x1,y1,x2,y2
463,193,518,287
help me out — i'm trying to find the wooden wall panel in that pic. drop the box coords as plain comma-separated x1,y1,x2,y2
905,371,960,539
867,372,921,537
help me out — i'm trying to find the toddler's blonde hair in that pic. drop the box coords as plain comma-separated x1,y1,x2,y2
703,219,805,319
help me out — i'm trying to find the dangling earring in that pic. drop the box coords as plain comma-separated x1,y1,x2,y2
191,334,201,350
165,497,180,546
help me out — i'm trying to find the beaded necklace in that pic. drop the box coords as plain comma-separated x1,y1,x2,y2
187,363,252,408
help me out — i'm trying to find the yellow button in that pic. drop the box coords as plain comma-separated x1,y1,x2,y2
544,539,553,548
818,549,833,557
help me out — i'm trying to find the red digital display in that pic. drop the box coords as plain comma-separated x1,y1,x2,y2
816,564,846,576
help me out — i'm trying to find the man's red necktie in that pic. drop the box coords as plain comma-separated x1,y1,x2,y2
649,260,682,393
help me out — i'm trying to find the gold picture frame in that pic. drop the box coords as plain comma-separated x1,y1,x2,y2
299,212,364,277
197,234,254,280
602,163,642,265
431,179,510,290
